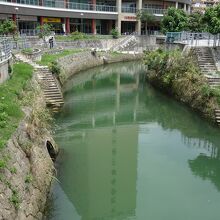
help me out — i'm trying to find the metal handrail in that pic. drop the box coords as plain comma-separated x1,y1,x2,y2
121,7,137,13
142,7,167,15
0,39,11,62
166,32,220,47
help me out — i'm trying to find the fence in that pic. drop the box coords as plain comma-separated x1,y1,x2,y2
0,36,30,50
0,39,11,62
166,32,220,47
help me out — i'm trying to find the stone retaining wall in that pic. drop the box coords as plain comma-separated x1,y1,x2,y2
0,76,57,220
58,51,143,84
22,50,42,62
55,38,123,50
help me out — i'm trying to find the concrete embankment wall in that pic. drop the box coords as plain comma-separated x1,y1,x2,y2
0,75,57,220
58,51,144,84
0,56,12,84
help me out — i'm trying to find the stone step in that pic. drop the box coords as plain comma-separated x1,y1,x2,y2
44,92,63,96
46,99,64,103
46,98,64,102
207,78,220,81
44,90,61,93
45,86,60,90
44,88,60,92
45,96,63,99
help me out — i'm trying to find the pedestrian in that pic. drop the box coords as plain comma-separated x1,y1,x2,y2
49,37,54,49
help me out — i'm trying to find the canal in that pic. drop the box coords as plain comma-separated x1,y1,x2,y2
49,61,220,220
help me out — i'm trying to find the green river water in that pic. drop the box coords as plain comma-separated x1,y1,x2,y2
49,61,220,220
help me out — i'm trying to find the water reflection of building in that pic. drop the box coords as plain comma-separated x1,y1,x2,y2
59,125,138,220
56,66,141,220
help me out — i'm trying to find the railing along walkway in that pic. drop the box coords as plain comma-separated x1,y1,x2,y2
0,39,11,62
166,32,220,47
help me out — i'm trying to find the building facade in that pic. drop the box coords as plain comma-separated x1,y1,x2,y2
0,0,191,35
192,0,219,12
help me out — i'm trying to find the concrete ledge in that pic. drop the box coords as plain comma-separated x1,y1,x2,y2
22,49,42,62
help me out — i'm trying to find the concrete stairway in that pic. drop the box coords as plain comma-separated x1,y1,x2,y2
193,47,220,87
206,77,220,87
15,53,64,112
36,68,64,112
215,109,220,126
111,36,138,52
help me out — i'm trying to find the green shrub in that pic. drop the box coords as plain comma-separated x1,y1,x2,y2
110,28,119,39
9,189,20,209
70,31,87,40
25,174,33,184
0,160,6,169
49,61,61,76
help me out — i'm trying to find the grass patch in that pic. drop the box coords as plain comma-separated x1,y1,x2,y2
0,63,33,149
21,48,34,54
37,49,84,66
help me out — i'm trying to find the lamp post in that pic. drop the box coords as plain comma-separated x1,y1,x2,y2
80,13,84,33
15,7,19,33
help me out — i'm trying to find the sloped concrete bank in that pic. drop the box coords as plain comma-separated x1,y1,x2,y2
57,51,144,84
0,75,58,220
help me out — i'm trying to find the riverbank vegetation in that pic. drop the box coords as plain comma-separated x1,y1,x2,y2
144,49,220,120
0,63,33,163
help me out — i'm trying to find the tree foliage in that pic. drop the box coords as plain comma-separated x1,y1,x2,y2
37,24,52,41
187,12,205,32
0,20,17,35
136,10,155,34
136,10,155,23
203,4,220,34
161,7,188,33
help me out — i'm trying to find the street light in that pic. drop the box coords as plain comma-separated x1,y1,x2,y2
15,7,19,33
80,13,84,33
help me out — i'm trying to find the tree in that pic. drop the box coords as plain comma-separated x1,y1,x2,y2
0,20,17,36
203,4,220,34
136,10,155,35
161,7,188,33
187,12,205,32
110,28,119,39
36,24,52,45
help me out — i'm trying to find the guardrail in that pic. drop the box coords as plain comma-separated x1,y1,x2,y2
0,39,11,62
20,29,40,36
142,8,167,15
0,0,117,12
121,7,137,13
166,32,220,47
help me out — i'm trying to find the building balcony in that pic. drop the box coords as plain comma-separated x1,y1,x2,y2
142,8,167,15
121,7,167,15
0,0,117,12
121,6,137,14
